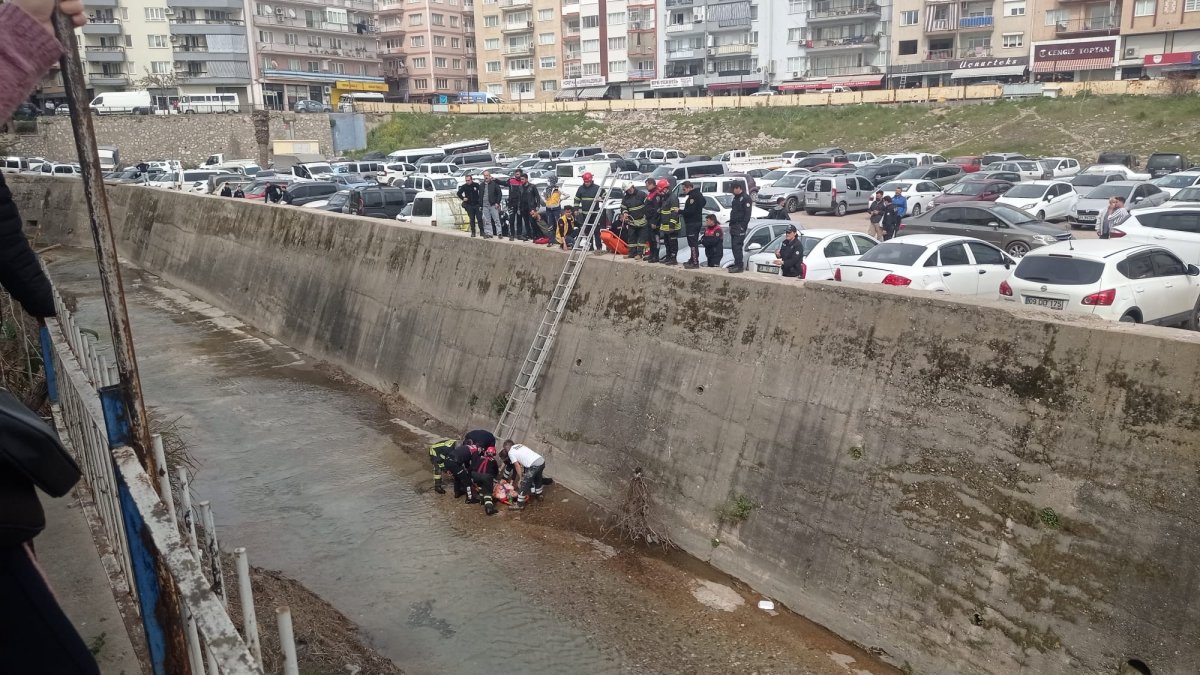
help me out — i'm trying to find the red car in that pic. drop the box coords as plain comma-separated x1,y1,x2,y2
241,181,290,200
949,156,983,173
928,179,1014,207
813,161,856,170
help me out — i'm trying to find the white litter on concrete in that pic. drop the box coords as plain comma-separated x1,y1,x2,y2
757,599,775,611
691,579,744,612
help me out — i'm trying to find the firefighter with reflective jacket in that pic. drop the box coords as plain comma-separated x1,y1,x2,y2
656,179,681,266
620,182,648,259
429,438,472,497
642,178,664,262
573,172,604,251
468,443,500,516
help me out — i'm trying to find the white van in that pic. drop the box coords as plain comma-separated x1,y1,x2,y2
178,93,240,114
387,147,444,164
557,160,613,206
407,190,468,228
338,92,385,111
89,90,153,115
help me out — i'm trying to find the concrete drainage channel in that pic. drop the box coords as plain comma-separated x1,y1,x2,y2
46,249,896,675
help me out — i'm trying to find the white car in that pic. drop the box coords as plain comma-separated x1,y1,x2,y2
1000,240,1200,327
995,180,1078,222
1110,206,1200,265
982,160,1047,180
835,234,1015,297
876,179,944,217
757,167,811,189
748,229,879,280
1037,157,1081,178
1150,171,1200,197
749,90,777,97
1080,164,1152,181
703,193,768,220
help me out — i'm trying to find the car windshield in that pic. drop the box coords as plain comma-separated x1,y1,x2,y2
1172,187,1200,202
713,194,734,208
1071,174,1110,187
328,191,349,206
1153,174,1197,188
1014,161,1039,171
1085,184,1132,199
990,203,1039,224
649,166,673,179
242,166,260,176
1004,184,1049,199
858,242,927,266
944,181,989,195
950,157,976,164
896,169,926,179
763,169,789,181
774,175,805,188
1147,155,1182,169
432,177,459,189
1014,256,1104,285
877,182,909,193
762,234,820,256
1037,160,1059,170
304,163,333,174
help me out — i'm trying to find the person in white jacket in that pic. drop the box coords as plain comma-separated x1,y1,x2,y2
499,440,546,511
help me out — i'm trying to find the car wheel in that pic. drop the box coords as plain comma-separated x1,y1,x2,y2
835,201,847,217
1005,241,1031,257
910,203,922,216
786,197,800,213
1187,298,1200,331
184,110,195,115
1119,312,1139,324
1036,210,1046,221
805,209,817,216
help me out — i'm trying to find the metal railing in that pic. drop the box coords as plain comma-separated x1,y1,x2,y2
1054,16,1118,34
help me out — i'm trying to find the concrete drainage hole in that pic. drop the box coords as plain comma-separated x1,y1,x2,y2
1121,659,1152,675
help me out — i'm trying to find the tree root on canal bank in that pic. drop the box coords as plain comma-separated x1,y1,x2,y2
604,468,675,549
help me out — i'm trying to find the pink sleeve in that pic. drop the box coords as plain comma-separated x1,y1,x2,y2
0,4,63,122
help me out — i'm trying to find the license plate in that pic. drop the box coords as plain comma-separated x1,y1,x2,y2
757,264,780,274
1073,216,1095,223
1024,297,1064,310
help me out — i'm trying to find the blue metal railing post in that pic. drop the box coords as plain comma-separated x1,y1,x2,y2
40,325,59,404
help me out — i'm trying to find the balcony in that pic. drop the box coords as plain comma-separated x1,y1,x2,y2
499,0,531,7
628,68,656,79
665,21,704,34
86,0,118,6
169,17,246,35
504,68,534,79
173,45,248,61
1054,16,1118,37
562,2,580,14
382,64,409,78
666,49,702,60
257,42,378,59
252,13,371,35
504,44,532,55
958,46,992,58
88,74,129,86
664,0,693,6
807,2,882,24
167,0,244,8
707,18,751,32
501,20,533,34
959,15,994,29
380,44,406,55
176,71,252,85
924,48,953,60
81,18,123,35
628,20,656,31
84,45,126,62
806,34,880,52
628,44,656,56
710,43,753,56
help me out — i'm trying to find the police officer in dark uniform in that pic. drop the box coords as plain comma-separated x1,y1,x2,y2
776,224,804,278
642,178,664,262
727,183,753,273
681,181,705,268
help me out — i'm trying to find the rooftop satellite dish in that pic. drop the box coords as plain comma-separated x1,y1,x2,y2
288,8,297,18
261,4,272,13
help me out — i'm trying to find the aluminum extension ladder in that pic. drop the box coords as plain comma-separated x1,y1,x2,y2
493,173,622,442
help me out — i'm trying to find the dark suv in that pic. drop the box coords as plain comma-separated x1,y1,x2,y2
1146,153,1189,178
282,181,339,206
344,186,407,218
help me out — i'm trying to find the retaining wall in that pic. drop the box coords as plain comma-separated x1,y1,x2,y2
14,175,1200,675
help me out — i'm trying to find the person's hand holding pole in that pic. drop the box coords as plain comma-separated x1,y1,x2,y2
13,0,89,35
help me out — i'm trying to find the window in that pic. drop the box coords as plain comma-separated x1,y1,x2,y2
1002,33,1023,48
148,35,170,48
852,236,878,255
450,15,459,26
582,15,599,28
583,62,601,75
151,61,172,74
582,39,599,53
144,7,165,20
452,59,461,69
306,61,319,72
452,37,461,48
486,60,501,72
539,32,555,44
409,13,423,25
537,8,553,20
1005,0,1026,16
435,57,448,68
410,35,425,47
609,60,626,72
786,56,802,71
436,77,449,89
431,12,444,25
967,242,1005,265
433,35,446,46
484,14,499,27
787,27,806,43
285,33,298,45
1044,9,1068,25
938,244,971,266
1187,0,1200,11
825,236,855,257
485,38,500,50
900,10,918,25
541,80,558,91
413,78,429,89
898,39,918,56
540,56,556,69
1134,0,1156,15
487,84,502,95
413,57,427,68
608,12,625,24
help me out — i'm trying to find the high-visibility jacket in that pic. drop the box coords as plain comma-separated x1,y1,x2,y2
621,191,647,226
658,195,681,233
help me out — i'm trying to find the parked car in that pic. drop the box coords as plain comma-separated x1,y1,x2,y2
876,180,945,217
854,162,909,187
836,234,1016,296
748,229,879,280
1037,157,1082,178
1145,153,1189,179
960,170,1023,185
845,152,877,164
304,190,351,212
1068,181,1169,229
895,164,965,186
881,153,945,167
1000,240,1200,327
981,152,1028,165
1110,206,1200,265
701,193,768,220
930,179,1014,207
344,186,407,218
398,174,460,202
982,160,1047,180
1097,151,1137,169
948,156,983,173
331,174,378,190
900,201,1071,257
804,174,876,216
1150,171,1200,196
757,167,810,189
754,173,808,212
282,181,339,206
779,150,809,163
994,180,1078,221
1080,164,1152,181
673,219,794,267
293,99,332,113
794,155,835,169
1169,187,1200,204
1069,172,1123,189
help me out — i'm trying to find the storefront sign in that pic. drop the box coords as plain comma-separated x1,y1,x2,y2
1033,39,1116,63
560,76,606,89
334,80,388,92
650,76,694,89
1144,51,1200,66
956,56,1027,70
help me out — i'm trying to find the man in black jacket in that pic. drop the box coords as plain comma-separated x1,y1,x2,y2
481,170,504,238
0,174,55,320
727,183,753,273
457,174,484,237
519,177,544,240
766,197,789,221
506,171,526,241
573,172,605,252
681,181,705,268
776,224,804,278
642,178,664,262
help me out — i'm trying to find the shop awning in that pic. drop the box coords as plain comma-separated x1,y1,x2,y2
555,86,611,100
706,81,762,91
828,74,884,87
950,65,1027,79
778,80,826,91
1032,57,1113,72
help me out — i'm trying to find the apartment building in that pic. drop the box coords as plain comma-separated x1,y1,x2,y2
1024,0,1126,81
557,0,657,99
377,0,477,103
250,0,383,109
766,0,890,91
474,0,561,102
1123,0,1200,77
888,0,1033,87
169,0,254,99
656,0,757,96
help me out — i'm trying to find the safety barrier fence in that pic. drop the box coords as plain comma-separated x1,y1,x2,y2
357,79,1174,115
6,280,302,675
